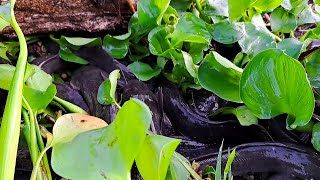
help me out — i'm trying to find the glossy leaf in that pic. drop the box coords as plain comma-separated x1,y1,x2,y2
306,50,320,88
198,51,243,102
102,35,129,59
148,26,172,57
182,51,197,78
206,0,229,17
136,135,181,180
251,0,285,12
276,38,304,59
240,49,314,129
232,106,258,126
312,122,320,152
0,64,15,90
270,8,296,33
97,69,120,105
51,99,152,180
23,84,57,110
228,0,254,21
62,37,102,47
210,21,239,44
26,65,53,92
128,61,161,81
166,153,191,180
137,0,170,27
0,2,11,30
168,13,212,46
59,48,89,65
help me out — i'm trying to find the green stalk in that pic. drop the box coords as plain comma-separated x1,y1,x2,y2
0,1,28,179
53,96,88,114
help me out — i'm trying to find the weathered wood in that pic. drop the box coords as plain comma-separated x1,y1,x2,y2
1,0,137,36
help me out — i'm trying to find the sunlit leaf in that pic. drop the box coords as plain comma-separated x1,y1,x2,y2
240,49,314,129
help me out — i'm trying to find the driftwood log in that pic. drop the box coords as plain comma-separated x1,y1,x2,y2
1,0,137,37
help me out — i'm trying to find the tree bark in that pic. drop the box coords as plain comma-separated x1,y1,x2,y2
1,0,136,37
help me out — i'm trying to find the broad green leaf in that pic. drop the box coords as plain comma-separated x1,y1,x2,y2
295,3,320,25
306,50,320,88
136,135,181,180
312,122,320,152
276,38,303,59
186,43,208,64
52,99,152,180
182,51,197,78
270,8,296,33
205,0,229,17
315,0,320,6
228,0,254,21
128,61,161,81
51,113,108,145
102,35,129,59
26,65,53,92
0,64,15,90
236,22,277,55
232,106,258,126
168,13,212,46
210,21,239,44
163,6,179,25
137,0,170,27
251,0,285,12
240,49,314,129
148,26,172,57
128,44,150,61
198,51,243,102
62,37,102,47
170,0,192,15
59,48,89,65
97,69,120,105
23,84,57,110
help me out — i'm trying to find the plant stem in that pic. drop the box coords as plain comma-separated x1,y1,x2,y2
53,96,88,114
35,113,52,180
0,1,28,179
30,145,52,180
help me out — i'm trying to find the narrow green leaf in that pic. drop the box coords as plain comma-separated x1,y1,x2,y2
306,50,320,88
215,140,224,180
59,48,89,65
224,148,236,180
312,122,320,152
182,51,197,78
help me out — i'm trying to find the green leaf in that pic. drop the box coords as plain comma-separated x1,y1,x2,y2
59,48,89,65
295,3,320,26
224,149,236,180
300,25,320,41
168,13,212,46
232,106,258,126
26,65,53,92
51,113,108,145
182,51,197,78
312,122,320,152
270,7,296,33
251,0,285,12
276,38,304,59
228,0,254,21
205,0,229,17
306,50,320,88
136,135,181,180
97,69,120,105
102,35,129,59
128,61,161,81
137,0,171,27
198,51,243,102
0,2,11,29
23,84,57,111
236,22,277,56
62,37,102,47
215,140,223,180
51,99,152,180
240,49,314,129
148,26,172,57
315,0,320,6
186,43,208,64
166,154,190,180
0,64,15,90
210,21,239,44
202,166,215,179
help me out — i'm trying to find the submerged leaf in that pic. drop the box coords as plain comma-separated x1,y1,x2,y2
240,49,314,129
